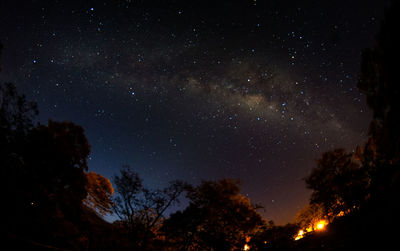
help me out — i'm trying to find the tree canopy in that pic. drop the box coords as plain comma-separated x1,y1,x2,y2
162,179,264,250
305,149,369,217
84,171,114,216
112,165,186,249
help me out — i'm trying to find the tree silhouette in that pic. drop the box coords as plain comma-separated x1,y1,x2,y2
13,121,91,248
162,179,264,250
112,165,186,249
1,110,93,248
1,80,38,221
84,171,114,216
295,203,325,230
293,3,400,249
357,1,400,198
26,121,90,213
1,82,39,239
2,43,91,249
305,149,369,217
112,166,143,228
0,82,38,134
358,1,400,162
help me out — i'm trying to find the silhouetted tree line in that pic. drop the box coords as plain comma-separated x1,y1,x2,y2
290,1,400,250
2,1,400,249
1,44,266,250
0,76,115,249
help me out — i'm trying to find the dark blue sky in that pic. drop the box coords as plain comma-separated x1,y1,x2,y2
0,0,390,224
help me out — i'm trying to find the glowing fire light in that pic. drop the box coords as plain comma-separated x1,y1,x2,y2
294,230,305,240
294,219,328,240
315,220,327,231
244,244,250,250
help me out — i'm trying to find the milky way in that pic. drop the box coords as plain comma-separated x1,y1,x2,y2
0,0,390,223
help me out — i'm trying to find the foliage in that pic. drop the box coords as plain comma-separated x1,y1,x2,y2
84,171,114,216
1,82,39,225
0,82,38,135
26,121,90,212
305,149,369,216
112,165,186,249
0,44,38,136
358,1,400,163
0,81,93,249
113,165,143,224
295,203,325,230
357,1,400,199
297,3,400,249
162,179,264,250
0,51,100,248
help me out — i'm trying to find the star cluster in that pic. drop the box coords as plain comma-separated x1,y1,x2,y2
0,0,390,224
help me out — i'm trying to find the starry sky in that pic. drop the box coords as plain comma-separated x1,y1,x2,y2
0,0,391,224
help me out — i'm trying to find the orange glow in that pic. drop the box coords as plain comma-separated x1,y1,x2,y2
294,230,305,240
315,220,327,231
244,244,250,250
294,219,328,240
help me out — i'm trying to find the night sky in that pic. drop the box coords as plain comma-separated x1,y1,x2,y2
0,0,390,224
